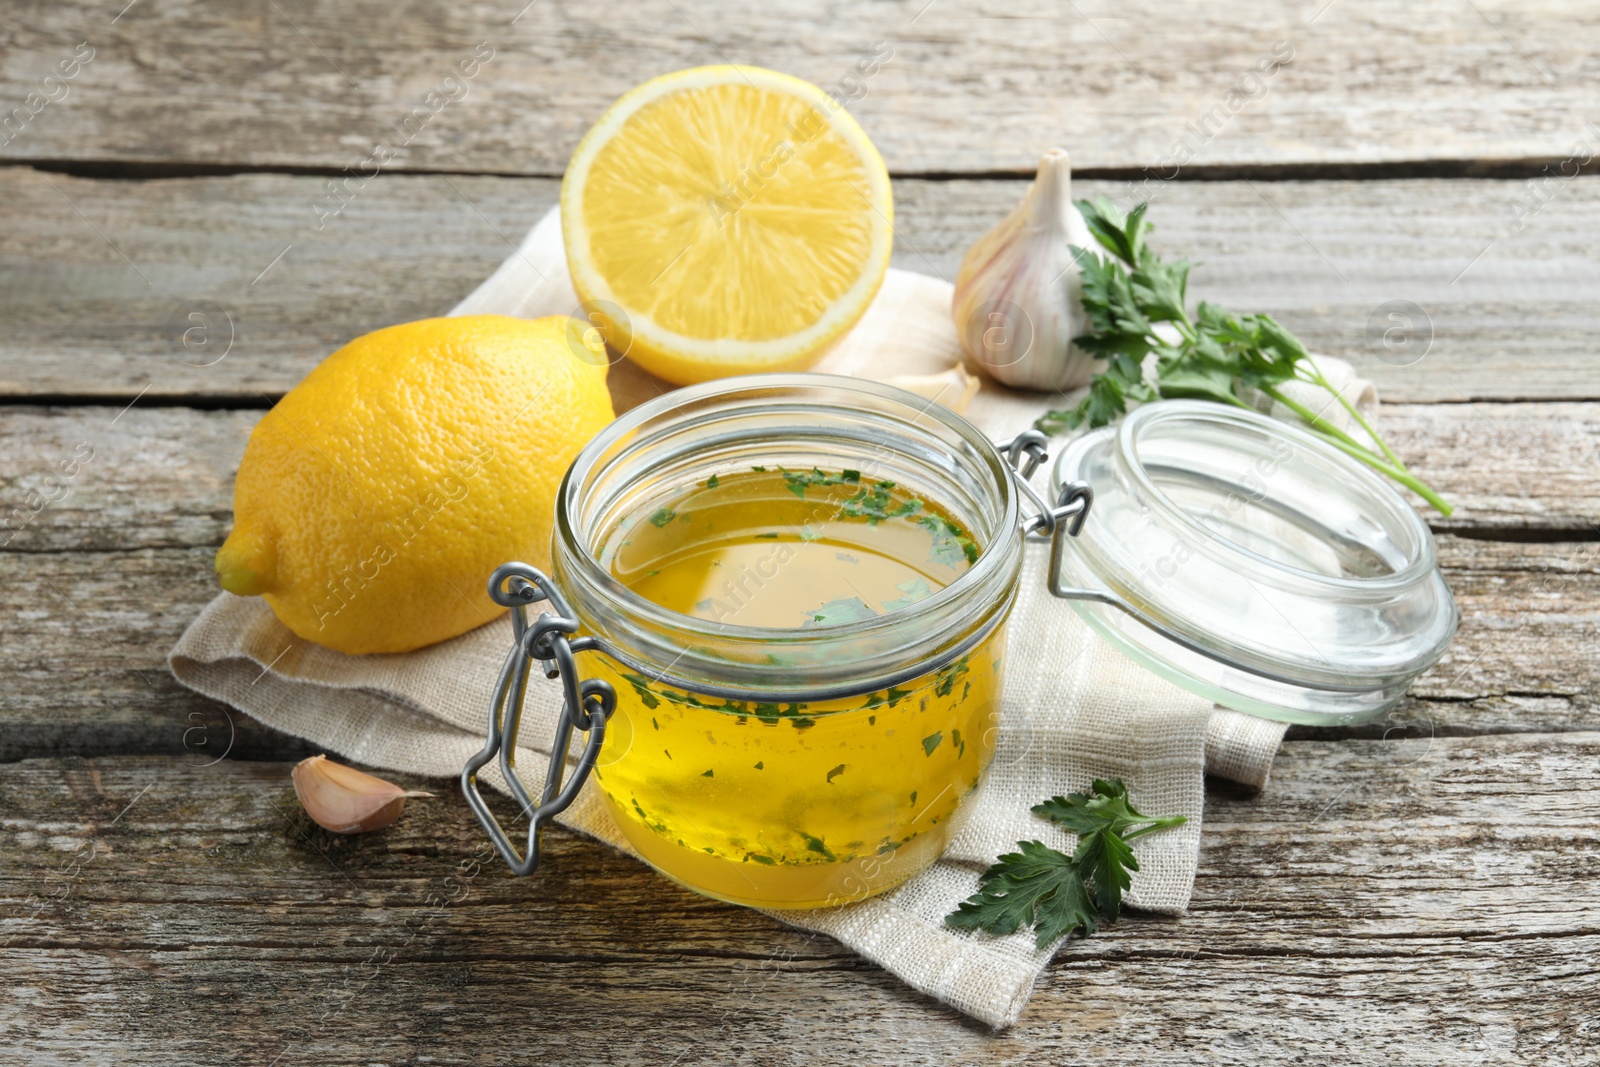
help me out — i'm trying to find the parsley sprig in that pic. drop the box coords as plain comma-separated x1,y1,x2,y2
944,778,1186,948
1037,198,1452,516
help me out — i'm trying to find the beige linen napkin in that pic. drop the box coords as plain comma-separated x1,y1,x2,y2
168,206,1379,1028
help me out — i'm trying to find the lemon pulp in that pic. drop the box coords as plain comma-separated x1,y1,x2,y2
562,66,894,384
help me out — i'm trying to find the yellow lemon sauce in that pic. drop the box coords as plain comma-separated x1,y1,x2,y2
586,468,1004,908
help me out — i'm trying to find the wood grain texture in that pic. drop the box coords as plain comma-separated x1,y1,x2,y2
0,540,318,764
4,535,1593,758
4,168,1598,404
0,406,1595,755
4,0,1598,175
3,400,1598,551
1,739,1595,1064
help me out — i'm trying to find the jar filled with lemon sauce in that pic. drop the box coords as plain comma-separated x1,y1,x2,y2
587,466,1006,907
471,376,1026,908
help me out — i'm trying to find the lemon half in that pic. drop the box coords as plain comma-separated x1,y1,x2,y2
561,65,894,385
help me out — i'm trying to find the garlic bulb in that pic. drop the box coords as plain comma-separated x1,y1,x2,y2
952,148,1097,391
884,365,981,414
291,754,432,834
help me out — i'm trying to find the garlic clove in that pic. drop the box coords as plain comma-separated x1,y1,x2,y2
291,754,432,834
884,365,982,414
952,148,1099,392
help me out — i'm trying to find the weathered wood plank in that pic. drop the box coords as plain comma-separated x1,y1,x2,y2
2,402,1594,546
0,536,318,764
0,403,1594,756
3,169,1596,404
0,527,1594,760
4,0,1598,175
1398,538,1600,728
1,737,1595,1062
1387,402,1600,539
0,169,542,402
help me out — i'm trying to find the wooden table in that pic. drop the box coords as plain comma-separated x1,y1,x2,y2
4,2,1598,1062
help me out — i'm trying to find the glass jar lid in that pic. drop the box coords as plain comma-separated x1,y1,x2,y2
1050,401,1458,725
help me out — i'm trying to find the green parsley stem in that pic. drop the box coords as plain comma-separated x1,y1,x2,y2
1296,363,1408,471
1263,387,1454,517
1259,384,1369,452
1121,815,1189,840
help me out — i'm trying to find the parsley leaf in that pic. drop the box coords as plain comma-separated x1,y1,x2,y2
1036,199,1453,515
1072,828,1136,921
618,673,661,709
945,778,1186,945
801,832,836,860
917,515,979,567
782,467,861,498
840,480,921,524
882,577,933,613
802,597,878,628
944,840,1099,948
1035,778,1187,922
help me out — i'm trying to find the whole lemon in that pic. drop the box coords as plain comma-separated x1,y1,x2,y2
216,315,614,654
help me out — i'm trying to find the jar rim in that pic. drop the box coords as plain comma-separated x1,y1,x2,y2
552,373,1024,694
1115,402,1435,593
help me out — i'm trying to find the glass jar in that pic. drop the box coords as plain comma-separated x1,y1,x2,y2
463,375,1055,909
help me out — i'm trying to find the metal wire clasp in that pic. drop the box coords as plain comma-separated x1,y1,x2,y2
997,433,1216,652
460,563,617,876
996,430,1094,540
